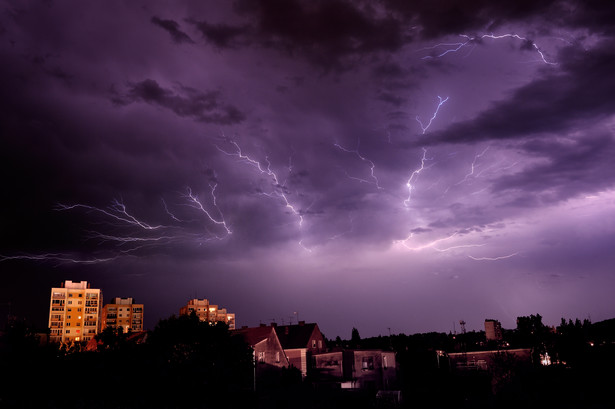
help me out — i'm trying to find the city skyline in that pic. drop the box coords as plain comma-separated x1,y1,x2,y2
1,0,614,338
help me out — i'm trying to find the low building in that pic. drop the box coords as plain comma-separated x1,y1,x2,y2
179,298,235,329
101,297,144,333
313,349,397,391
448,348,532,371
274,321,327,377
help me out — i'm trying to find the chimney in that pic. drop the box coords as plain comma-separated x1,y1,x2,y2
271,322,277,327
260,323,266,327
299,320,305,326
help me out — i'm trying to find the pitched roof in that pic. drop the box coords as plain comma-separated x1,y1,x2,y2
275,323,319,349
233,326,275,346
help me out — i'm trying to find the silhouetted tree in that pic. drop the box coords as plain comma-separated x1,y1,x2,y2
351,327,361,347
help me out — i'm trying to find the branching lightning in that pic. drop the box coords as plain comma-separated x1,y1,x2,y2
416,96,449,134
420,33,557,65
56,200,165,230
216,140,304,227
454,146,490,187
404,148,431,207
183,186,232,235
334,141,383,190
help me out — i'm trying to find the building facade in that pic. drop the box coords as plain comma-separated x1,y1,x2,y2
485,319,503,341
179,298,236,329
101,297,144,332
313,349,397,390
274,321,327,377
48,280,102,344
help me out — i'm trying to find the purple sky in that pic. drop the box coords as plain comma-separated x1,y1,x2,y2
1,0,615,338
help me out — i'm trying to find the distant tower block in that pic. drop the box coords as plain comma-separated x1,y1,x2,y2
485,319,503,341
179,298,236,329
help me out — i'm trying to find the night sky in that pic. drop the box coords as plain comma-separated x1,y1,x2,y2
1,0,615,338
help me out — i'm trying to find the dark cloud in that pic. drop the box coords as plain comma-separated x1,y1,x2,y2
190,20,250,49
420,40,615,145
119,79,245,124
191,0,409,70
151,16,194,44
383,0,560,39
493,132,615,203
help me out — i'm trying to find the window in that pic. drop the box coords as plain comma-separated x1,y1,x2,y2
66,330,70,334
258,352,265,362
383,356,388,369
312,340,316,348
78,294,82,297
275,352,280,363
362,357,374,370
318,340,322,349
68,301,72,305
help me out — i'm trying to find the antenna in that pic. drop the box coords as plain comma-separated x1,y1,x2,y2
459,320,467,361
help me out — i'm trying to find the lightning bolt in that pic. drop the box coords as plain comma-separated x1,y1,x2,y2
468,252,519,261
420,33,557,65
0,253,117,265
334,140,383,189
416,96,449,134
454,146,490,187
183,186,232,235
298,240,313,253
394,230,488,253
216,140,304,227
395,231,459,251
404,148,430,207
56,200,165,230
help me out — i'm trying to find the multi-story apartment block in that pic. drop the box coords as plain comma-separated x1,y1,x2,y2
101,297,144,333
485,319,503,341
48,280,102,344
179,298,235,329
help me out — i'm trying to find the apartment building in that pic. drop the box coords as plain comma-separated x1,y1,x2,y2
101,297,144,332
179,298,235,329
48,280,102,344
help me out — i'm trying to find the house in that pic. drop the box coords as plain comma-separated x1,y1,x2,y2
313,349,397,391
274,321,326,377
233,325,289,372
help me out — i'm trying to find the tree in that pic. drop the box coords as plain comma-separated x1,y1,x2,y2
351,327,361,347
